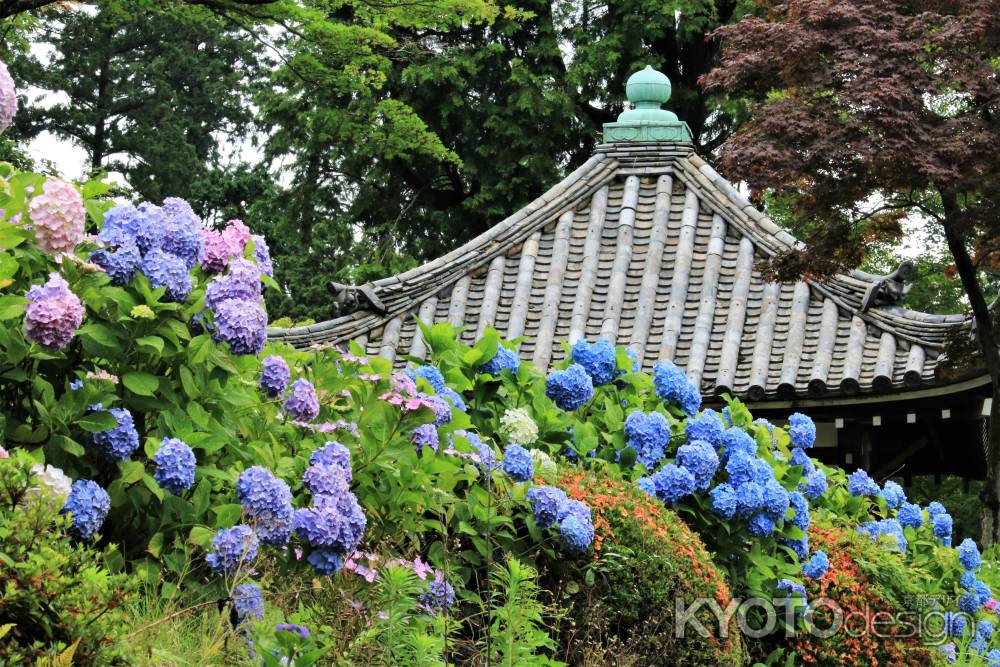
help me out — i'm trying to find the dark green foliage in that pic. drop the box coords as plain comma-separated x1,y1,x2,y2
0,454,135,665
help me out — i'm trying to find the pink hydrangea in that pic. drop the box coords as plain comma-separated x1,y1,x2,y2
201,228,230,273
221,218,251,257
0,60,16,133
24,273,84,349
28,179,84,254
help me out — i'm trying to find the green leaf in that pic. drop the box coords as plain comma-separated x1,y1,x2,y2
0,224,31,249
0,294,26,320
77,322,121,348
147,532,164,558
77,411,122,433
119,460,145,484
213,503,242,528
123,371,159,396
50,435,85,456
188,525,215,549
136,335,164,354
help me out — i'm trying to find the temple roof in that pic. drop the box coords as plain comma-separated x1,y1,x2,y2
269,66,978,404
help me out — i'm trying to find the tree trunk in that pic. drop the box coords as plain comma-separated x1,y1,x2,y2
940,192,1000,544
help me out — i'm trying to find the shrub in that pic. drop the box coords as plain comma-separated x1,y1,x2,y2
551,469,743,666
0,453,134,665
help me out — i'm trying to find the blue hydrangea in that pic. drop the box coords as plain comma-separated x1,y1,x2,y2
61,479,110,541
158,198,204,269
676,440,719,490
232,583,265,622
943,611,966,638
69,379,83,391
90,241,140,286
800,469,827,500
720,428,757,461
407,365,446,393
251,234,273,278
783,536,809,561
284,378,320,422
988,648,1000,666
880,481,906,509
788,412,816,449
933,513,954,547
439,387,466,412
412,424,439,454
307,548,343,575
803,551,829,579
153,437,196,495
652,360,700,415
790,447,814,475
303,463,351,500
545,364,594,411
725,449,756,487
560,513,595,555
962,570,979,591
571,338,618,386
754,418,776,446
527,486,568,528
972,632,988,655
206,525,258,575
420,575,456,613
310,441,352,480
502,444,534,482
479,345,520,376
133,202,168,254
648,463,696,505
788,491,810,531
206,259,262,311
454,430,497,473
237,466,293,545
776,578,806,599
858,518,907,552
259,355,290,398
212,298,267,356
710,483,738,519
927,501,947,520
98,203,144,248
761,480,790,520
975,580,992,606
88,406,140,462
752,458,775,485
847,469,879,497
293,494,367,554
685,409,726,449
959,591,981,614
734,482,764,517
624,410,670,470
959,538,982,571
141,248,191,302
748,513,776,537
637,475,657,498
275,623,311,638
939,642,957,664
425,394,453,426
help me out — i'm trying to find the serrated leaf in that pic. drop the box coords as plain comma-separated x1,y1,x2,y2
123,371,159,396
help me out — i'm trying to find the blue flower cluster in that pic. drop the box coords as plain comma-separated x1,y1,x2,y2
259,355,290,398
88,406,140,462
293,454,366,574
527,486,568,528
453,430,497,473
929,502,953,546
232,583,265,622
847,469,879,497
411,424,439,454
776,578,806,600
237,466,294,545
685,409,725,449
571,338,618,386
790,446,814,474
284,378,320,422
307,548,344,575
420,574,456,613
799,468,828,500
141,248,192,302
61,479,110,540
90,242,140,286
624,410,670,470
212,295,267,356
559,500,595,555
479,345,520,376
803,551,829,580
545,364,594,411
896,502,923,529
879,480,906,509
639,464,695,505
502,444,534,482
788,412,816,449
959,538,982,571
310,441,352,481
652,360,700,416
206,524,258,575
407,365,446,393
674,440,719,491
153,437,196,495
857,518,907,552
440,387,466,412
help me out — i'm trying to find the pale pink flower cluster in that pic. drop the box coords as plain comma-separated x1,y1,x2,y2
85,369,119,384
379,372,438,412
287,419,359,437
0,445,8,458
24,273,84,349
342,352,368,364
344,552,438,584
986,598,998,612
0,60,16,133
28,179,85,255
443,447,482,464
201,218,253,273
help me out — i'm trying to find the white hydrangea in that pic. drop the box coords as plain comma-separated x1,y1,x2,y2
30,463,72,502
499,407,538,446
530,449,558,482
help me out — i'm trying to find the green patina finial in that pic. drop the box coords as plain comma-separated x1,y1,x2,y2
603,64,692,144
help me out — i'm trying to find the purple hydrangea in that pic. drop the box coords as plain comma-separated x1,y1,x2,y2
959,538,982,571
0,60,17,133
571,338,618,386
803,551,829,579
624,410,671,470
788,412,816,449
933,512,953,547
800,469,828,500
412,424,439,454
454,430,497,472
61,479,110,541
275,623,311,638
24,273,85,350
251,234,273,278
206,524,259,575
133,202,168,254
284,378,320,422
896,502,923,529
98,203,143,248
212,298,267,356
789,491,810,531
847,469,879,497
675,440,719,490
307,548,344,575
141,248,192,302
479,345,520,376
502,443,534,482
259,355,290,398
880,481,906,509
648,463,696,505
293,494,367,555
527,486,569,528
88,406,140,462
90,241,141,286
303,463,350,499
232,583,265,622
310,441,352,479
685,409,726,449
236,466,293,545
710,483,738,519
545,364,594,411
652,360,700,416
420,574,456,613
153,437,196,495
206,259,262,311
425,394,453,426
